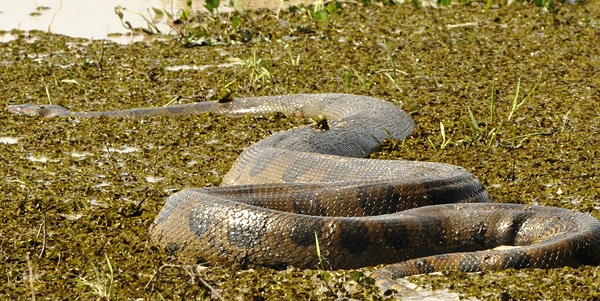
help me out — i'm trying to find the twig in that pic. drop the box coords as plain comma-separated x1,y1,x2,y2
447,22,478,29
98,39,105,71
146,264,224,300
35,213,47,259
194,265,225,301
374,68,409,76
26,253,36,301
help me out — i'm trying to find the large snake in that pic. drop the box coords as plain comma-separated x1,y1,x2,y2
8,93,600,287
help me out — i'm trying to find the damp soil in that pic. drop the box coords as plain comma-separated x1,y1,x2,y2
1,1,599,300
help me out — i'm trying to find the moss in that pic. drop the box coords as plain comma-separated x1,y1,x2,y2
1,1,599,300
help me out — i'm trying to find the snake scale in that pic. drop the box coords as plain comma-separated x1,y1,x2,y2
8,93,600,287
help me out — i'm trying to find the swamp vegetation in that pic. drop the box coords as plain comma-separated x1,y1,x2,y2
1,0,599,300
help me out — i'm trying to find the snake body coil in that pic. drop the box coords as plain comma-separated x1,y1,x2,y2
8,94,600,285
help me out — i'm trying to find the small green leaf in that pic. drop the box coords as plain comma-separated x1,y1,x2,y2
114,6,124,20
151,7,163,17
545,0,557,13
326,1,340,13
350,271,375,285
205,0,220,13
232,15,241,28
179,9,190,21
314,10,329,23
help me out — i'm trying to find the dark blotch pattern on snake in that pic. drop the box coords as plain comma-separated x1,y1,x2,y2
8,93,600,288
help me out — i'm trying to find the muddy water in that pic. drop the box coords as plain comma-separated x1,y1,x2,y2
0,0,314,43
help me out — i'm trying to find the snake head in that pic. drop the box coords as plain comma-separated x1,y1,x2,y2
6,103,73,118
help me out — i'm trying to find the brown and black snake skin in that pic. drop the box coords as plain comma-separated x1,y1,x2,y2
8,93,600,287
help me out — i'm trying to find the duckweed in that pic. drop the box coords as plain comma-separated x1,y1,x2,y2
1,1,599,300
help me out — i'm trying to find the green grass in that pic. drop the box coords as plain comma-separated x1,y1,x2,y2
314,232,336,295
464,74,543,148
76,254,115,300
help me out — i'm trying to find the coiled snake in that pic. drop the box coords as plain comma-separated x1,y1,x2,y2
8,94,600,288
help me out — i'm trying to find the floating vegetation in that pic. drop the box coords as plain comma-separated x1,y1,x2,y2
1,1,599,299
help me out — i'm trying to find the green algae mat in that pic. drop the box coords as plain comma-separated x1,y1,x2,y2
1,1,599,300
